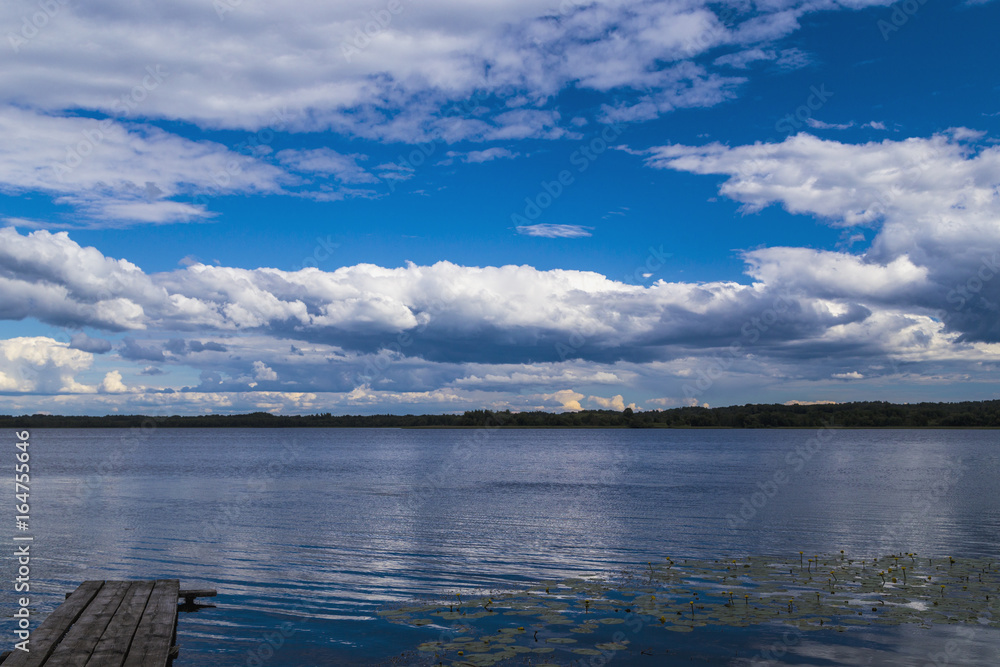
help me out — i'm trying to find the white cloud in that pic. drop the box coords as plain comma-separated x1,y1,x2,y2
0,0,902,227
774,48,812,70
945,127,986,141
516,224,593,238
646,131,1000,281
373,162,415,181
252,361,279,381
714,48,777,69
453,368,623,387
0,108,291,226
805,118,853,130
646,131,998,225
0,1,891,137
541,389,585,412
100,370,129,393
0,108,406,225
832,371,864,379
742,249,929,302
0,228,159,330
713,47,810,71
646,396,711,408
2,223,996,372
444,147,519,164
0,337,95,393
276,148,379,183
597,62,745,123
588,394,636,411
644,130,1000,348
646,397,683,407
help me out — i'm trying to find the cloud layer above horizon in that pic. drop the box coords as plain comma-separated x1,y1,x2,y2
4,130,1000,414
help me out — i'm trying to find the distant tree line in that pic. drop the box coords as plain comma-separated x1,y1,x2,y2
2,400,1000,428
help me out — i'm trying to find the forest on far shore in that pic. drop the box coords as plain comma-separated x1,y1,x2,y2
3,399,1000,429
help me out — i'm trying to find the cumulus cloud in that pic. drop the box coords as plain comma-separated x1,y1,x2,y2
645,131,997,226
252,361,278,382
5,118,1000,417
170,339,229,355
120,339,165,362
588,394,637,411
541,389,585,412
0,337,94,394
100,371,129,393
70,332,113,354
0,228,158,330
0,221,994,379
645,131,1000,343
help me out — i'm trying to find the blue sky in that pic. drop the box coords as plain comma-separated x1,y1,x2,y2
2,0,1000,415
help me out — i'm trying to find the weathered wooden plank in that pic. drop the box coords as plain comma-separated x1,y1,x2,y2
121,579,179,667
83,581,155,667
3,581,105,667
178,589,216,604
44,580,131,667
2,579,200,667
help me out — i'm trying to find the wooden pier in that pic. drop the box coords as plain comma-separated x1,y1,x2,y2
2,580,215,667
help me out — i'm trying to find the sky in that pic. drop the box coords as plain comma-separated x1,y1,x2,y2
1,0,1000,416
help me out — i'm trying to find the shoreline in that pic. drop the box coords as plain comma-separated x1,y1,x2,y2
4,399,1000,429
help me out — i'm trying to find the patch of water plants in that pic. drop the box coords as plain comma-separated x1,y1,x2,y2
378,552,998,666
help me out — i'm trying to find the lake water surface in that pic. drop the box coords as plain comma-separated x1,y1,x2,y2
6,428,1000,665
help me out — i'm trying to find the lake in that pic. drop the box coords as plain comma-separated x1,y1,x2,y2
7,427,1000,665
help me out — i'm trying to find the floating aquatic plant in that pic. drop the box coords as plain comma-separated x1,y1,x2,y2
380,552,999,666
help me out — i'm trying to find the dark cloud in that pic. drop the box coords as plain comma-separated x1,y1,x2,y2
164,339,187,354
119,338,165,362
165,338,229,355
69,332,113,354
188,340,228,353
